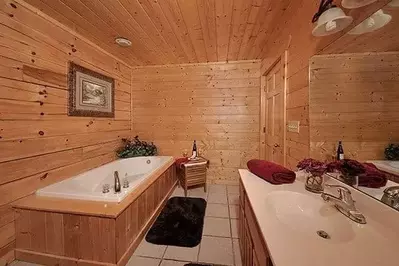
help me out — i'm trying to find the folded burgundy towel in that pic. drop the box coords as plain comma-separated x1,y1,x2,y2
358,163,387,188
247,159,296,185
175,157,189,169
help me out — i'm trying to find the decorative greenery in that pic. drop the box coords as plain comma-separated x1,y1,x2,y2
117,136,157,158
297,158,328,176
385,143,399,160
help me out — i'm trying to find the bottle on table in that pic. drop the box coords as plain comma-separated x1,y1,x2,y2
190,140,198,159
337,141,344,161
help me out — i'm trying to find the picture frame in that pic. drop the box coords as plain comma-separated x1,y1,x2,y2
68,62,115,117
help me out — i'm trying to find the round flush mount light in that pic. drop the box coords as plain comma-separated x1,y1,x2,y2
342,0,377,9
115,37,132,47
348,9,392,35
312,7,353,36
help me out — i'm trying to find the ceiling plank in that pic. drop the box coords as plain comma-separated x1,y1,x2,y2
118,0,179,64
215,0,234,61
227,0,253,61
196,0,218,62
158,0,198,63
237,0,263,60
250,0,292,59
99,0,165,65
177,0,207,62
137,0,189,63
23,0,141,65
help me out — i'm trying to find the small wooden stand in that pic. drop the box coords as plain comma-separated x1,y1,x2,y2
178,157,209,197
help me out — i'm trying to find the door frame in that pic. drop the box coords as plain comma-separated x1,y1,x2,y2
259,51,288,166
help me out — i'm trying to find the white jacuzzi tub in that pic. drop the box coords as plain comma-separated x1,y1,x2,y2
36,156,174,203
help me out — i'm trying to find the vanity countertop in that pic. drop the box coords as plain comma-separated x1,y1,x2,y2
367,160,399,176
239,169,399,266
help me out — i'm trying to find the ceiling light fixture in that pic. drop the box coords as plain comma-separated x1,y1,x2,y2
348,9,392,35
312,0,353,37
342,0,377,9
115,37,132,47
388,0,399,7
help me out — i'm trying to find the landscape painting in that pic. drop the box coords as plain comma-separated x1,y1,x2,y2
68,62,114,117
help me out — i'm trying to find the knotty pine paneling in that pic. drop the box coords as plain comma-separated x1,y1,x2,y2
131,60,261,184
259,0,391,170
309,52,399,161
0,1,132,262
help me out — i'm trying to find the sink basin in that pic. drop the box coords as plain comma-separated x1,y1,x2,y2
265,191,355,243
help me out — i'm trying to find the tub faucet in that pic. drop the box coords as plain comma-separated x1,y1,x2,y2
114,171,121,193
321,184,366,224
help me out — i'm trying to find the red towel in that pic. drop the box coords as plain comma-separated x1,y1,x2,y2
358,163,387,188
247,159,296,185
175,157,189,169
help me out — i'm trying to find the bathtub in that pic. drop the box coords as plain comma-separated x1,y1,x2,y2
36,156,174,203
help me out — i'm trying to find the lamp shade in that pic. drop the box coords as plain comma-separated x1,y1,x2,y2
388,0,399,7
312,7,353,37
342,0,377,9
348,9,392,35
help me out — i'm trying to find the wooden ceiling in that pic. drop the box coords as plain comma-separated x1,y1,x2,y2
23,0,292,66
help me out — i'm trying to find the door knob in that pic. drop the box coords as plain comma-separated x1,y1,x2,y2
274,144,280,148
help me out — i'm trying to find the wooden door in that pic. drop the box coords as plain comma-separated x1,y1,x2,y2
263,54,287,166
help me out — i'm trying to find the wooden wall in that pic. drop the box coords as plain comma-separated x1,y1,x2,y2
309,52,399,161
0,1,132,263
131,61,261,184
259,0,391,169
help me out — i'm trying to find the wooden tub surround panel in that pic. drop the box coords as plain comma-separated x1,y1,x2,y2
14,165,177,266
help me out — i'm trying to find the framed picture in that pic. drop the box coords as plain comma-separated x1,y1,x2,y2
68,62,114,117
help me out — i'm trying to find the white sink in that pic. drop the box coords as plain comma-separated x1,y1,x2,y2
265,191,355,243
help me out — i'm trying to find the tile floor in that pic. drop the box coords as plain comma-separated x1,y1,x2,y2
11,184,242,266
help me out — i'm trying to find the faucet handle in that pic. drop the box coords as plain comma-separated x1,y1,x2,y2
325,184,351,194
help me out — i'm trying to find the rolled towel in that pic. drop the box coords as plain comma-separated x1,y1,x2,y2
358,163,388,188
247,159,296,185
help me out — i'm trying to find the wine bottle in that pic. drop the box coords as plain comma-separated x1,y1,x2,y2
337,141,344,160
191,140,197,159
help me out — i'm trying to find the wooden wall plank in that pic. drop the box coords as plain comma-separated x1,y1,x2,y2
0,2,132,261
131,60,260,183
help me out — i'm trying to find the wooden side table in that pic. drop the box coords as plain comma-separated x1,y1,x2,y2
177,157,209,197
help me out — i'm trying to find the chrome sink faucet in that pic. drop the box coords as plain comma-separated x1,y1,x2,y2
321,184,366,224
114,171,121,193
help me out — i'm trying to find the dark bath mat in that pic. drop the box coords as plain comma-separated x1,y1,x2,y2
145,196,207,247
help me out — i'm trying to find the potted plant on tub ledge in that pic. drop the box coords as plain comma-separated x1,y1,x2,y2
117,136,158,158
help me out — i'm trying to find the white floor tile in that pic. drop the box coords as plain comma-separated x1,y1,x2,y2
227,185,239,195
207,193,228,204
171,187,184,198
127,256,161,266
229,204,239,219
208,184,227,195
187,187,208,199
133,240,167,258
160,260,189,266
163,245,199,262
9,261,40,266
228,193,239,205
231,219,239,238
233,238,242,266
203,217,231,237
205,203,229,218
198,236,234,265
